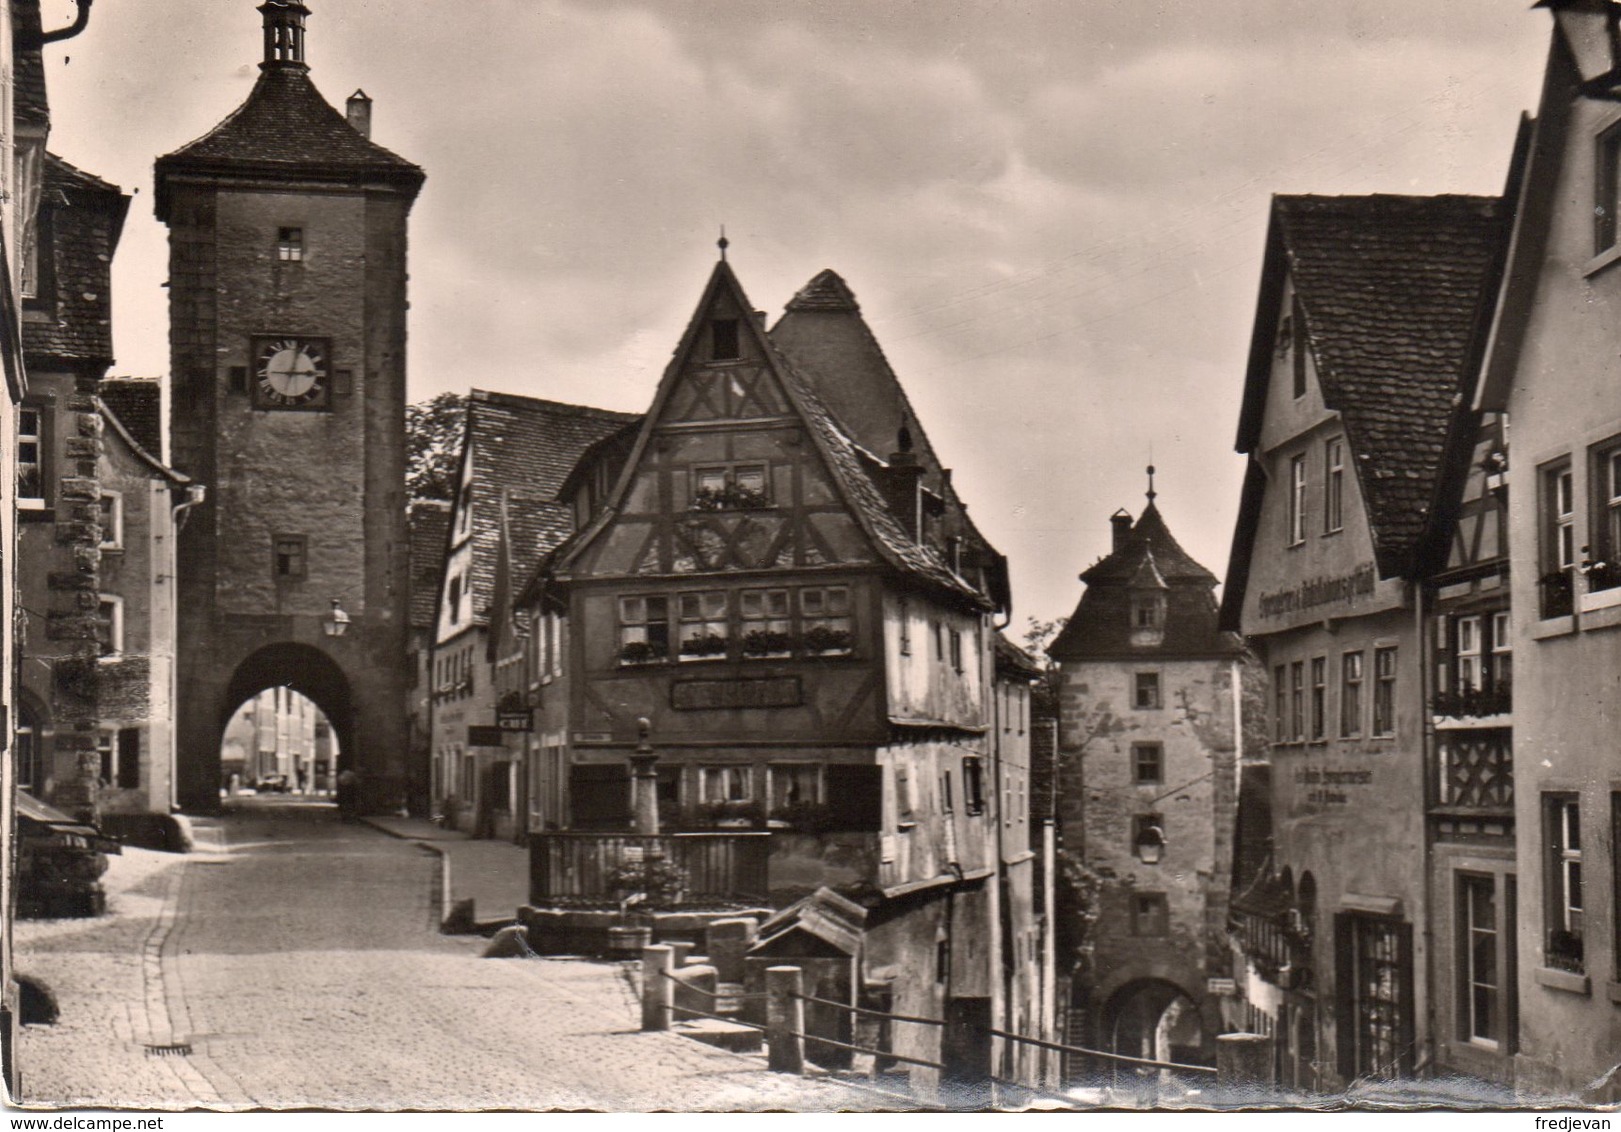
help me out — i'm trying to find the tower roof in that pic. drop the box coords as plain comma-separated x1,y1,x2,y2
1049,501,1241,661
154,5,422,220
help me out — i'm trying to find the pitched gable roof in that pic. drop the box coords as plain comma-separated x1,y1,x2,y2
154,66,423,220
554,260,1001,611
1051,500,1241,661
1234,194,1507,579
97,394,189,485
454,390,638,625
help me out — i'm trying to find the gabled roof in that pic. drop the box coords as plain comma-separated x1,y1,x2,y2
97,394,189,486
154,65,423,220
24,154,129,365
1051,500,1242,661
408,500,451,632
1233,194,1507,579
99,378,163,458
453,390,638,626
555,260,1003,612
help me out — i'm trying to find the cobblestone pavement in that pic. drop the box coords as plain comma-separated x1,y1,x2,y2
15,800,896,1112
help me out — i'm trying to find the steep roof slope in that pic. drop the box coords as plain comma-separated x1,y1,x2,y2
408,501,451,633
99,378,163,458
456,391,638,623
1237,195,1506,576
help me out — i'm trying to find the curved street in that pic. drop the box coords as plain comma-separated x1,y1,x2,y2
15,799,886,1112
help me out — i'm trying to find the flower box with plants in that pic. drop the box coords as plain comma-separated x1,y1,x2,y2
698,800,767,829
679,633,730,660
740,629,794,658
1430,682,1512,720
618,640,668,666
768,800,839,833
802,625,854,656
690,484,769,512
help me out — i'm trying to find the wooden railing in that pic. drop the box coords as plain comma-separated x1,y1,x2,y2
529,831,771,904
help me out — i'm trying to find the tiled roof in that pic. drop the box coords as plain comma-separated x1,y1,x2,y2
12,0,48,129
1050,502,1242,661
768,269,1005,610
994,632,1043,679
99,379,162,457
458,391,638,623
1273,195,1505,572
409,501,451,631
23,154,128,364
504,496,575,585
154,66,422,218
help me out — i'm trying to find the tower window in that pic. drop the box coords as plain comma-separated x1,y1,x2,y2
277,227,304,262
711,318,740,360
274,535,308,579
1132,742,1163,784
1134,671,1161,710
97,596,124,657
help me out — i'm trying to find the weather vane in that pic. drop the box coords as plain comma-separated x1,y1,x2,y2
1147,464,1157,502
718,225,729,262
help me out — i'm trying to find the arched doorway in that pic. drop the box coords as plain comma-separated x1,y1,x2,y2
1105,978,1206,1072
215,644,355,806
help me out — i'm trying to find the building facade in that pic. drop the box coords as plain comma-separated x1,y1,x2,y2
515,258,1052,1089
1222,194,1507,1088
429,390,634,837
1050,494,1244,1072
1471,1,1621,1099
155,0,423,813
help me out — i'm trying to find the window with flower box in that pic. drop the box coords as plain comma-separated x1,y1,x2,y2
800,586,853,655
618,595,670,664
739,588,792,658
691,463,769,511
1589,438,1621,592
678,591,729,660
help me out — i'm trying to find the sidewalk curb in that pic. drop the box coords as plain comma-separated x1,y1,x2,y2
359,818,452,929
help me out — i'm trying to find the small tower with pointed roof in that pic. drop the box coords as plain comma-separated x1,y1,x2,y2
1048,478,1244,1070
155,2,424,814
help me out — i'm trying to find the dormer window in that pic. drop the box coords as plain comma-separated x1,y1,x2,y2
1130,591,1167,647
277,227,304,262
711,318,740,360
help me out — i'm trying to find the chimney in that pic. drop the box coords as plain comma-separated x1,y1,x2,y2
884,426,927,540
1110,508,1134,550
347,90,373,138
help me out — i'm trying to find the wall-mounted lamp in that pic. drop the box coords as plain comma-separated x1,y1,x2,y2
323,598,351,638
1135,824,1167,865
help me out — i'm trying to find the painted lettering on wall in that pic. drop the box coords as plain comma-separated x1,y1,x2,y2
1258,563,1376,619
1295,764,1374,806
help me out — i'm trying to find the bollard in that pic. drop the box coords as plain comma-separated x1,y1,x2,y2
642,944,674,1032
1216,1032,1276,1089
669,940,694,969
705,917,758,984
766,965,805,1074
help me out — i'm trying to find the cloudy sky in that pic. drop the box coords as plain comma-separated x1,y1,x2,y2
43,0,1550,628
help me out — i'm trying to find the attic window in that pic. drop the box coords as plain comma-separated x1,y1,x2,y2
711,319,740,360
277,227,304,262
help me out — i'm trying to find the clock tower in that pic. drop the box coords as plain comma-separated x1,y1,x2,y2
155,1,425,812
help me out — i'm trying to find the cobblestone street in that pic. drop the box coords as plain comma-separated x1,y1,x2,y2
14,800,891,1112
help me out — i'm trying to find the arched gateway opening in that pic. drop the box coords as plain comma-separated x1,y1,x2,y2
1105,978,1206,1073
213,643,355,804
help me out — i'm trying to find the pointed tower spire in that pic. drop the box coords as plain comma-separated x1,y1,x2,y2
259,1,311,71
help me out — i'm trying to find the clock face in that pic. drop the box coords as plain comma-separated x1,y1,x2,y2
252,336,331,410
